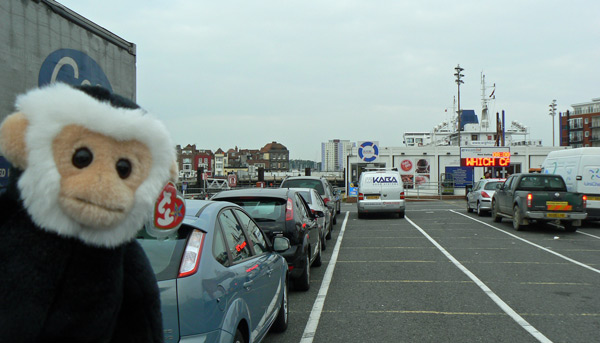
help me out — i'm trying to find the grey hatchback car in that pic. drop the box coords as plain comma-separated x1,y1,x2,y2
137,200,290,343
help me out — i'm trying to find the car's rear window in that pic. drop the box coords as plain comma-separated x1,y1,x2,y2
484,181,503,190
518,176,566,191
137,225,193,281
298,191,312,204
282,179,325,195
218,197,286,223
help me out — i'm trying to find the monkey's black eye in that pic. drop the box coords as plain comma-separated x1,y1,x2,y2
72,148,93,169
116,159,132,179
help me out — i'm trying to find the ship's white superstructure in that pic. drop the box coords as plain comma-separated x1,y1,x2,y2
403,73,542,147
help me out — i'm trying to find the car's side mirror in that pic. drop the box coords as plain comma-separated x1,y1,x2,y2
273,236,291,252
312,210,325,218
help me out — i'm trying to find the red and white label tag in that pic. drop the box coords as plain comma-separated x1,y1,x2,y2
154,181,186,230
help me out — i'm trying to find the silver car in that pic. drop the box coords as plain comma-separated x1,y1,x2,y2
467,178,505,216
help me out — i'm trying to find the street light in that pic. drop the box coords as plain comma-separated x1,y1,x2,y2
549,99,557,146
454,64,465,146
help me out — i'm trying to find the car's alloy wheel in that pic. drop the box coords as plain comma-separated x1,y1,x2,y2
477,202,483,216
313,241,322,267
467,200,473,213
271,277,289,332
234,328,245,343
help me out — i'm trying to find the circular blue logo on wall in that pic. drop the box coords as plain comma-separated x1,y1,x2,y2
38,49,112,91
358,141,379,162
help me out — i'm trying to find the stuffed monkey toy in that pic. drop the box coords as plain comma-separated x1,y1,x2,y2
0,83,177,342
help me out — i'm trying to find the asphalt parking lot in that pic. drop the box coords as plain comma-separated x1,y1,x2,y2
264,199,600,343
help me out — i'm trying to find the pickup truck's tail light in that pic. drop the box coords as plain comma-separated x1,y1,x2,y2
526,193,533,208
481,191,490,198
582,195,587,209
400,191,405,200
178,229,206,278
358,193,364,200
323,197,330,205
286,198,294,221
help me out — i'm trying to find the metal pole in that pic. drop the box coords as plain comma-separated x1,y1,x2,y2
454,65,465,147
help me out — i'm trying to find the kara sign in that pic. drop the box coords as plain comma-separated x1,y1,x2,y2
357,141,379,162
460,147,510,167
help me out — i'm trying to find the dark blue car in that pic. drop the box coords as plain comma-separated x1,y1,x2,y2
137,200,290,343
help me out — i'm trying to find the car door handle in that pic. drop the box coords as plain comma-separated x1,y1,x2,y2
243,280,254,290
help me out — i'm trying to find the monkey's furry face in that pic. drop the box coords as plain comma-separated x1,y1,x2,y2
1,83,177,248
53,125,152,228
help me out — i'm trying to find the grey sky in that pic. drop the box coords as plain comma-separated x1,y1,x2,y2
59,0,600,160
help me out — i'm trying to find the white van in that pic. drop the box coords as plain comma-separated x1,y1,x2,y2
541,147,600,220
357,169,405,219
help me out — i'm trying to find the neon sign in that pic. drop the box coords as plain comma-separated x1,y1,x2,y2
460,147,511,167
461,157,510,167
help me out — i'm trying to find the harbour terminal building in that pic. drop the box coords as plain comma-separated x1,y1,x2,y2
344,109,567,196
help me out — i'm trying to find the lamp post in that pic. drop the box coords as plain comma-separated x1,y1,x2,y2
549,99,557,146
454,64,465,146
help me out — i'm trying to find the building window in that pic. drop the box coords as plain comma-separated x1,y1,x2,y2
585,118,589,125
471,135,478,140
569,118,583,129
585,131,590,138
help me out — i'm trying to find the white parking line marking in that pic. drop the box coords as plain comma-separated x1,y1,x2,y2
406,216,553,343
300,211,350,343
578,230,600,240
451,210,600,275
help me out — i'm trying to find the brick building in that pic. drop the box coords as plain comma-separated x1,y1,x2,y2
560,98,600,147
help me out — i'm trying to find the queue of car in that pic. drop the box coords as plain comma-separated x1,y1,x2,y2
138,176,340,343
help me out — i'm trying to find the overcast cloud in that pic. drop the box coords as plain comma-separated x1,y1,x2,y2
59,0,600,160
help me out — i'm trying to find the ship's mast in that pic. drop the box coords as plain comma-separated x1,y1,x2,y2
480,72,495,131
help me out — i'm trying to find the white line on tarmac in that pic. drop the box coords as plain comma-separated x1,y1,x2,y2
300,211,350,343
578,230,600,240
406,216,553,343
451,210,600,275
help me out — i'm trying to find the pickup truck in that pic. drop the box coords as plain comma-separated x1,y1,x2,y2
491,173,587,232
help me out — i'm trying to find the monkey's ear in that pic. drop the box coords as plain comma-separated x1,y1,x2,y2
169,161,179,183
0,112,29,170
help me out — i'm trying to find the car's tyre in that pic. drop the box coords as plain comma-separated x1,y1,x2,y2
476,202,483,216
513,206,527,231
270,277,289,333
399,210,405,219
234,328,246,343
295,252,310,291
313,241,322,267
492,201,502,222
325,222,332,239
467,200,473,213
321,233,327,250
357,211,364,219
563,221,577,232
332,214,337,225
337,203,341,214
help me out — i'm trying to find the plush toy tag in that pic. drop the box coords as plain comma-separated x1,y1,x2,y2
153,181,186,231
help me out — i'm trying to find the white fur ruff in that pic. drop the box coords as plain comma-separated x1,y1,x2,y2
15,83,176,248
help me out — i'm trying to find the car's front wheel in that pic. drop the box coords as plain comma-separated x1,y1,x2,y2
467,200,473,213
313,241,322,267
476,202,483,216
271,276,289,333
234,328,246,343
295,252,310,291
